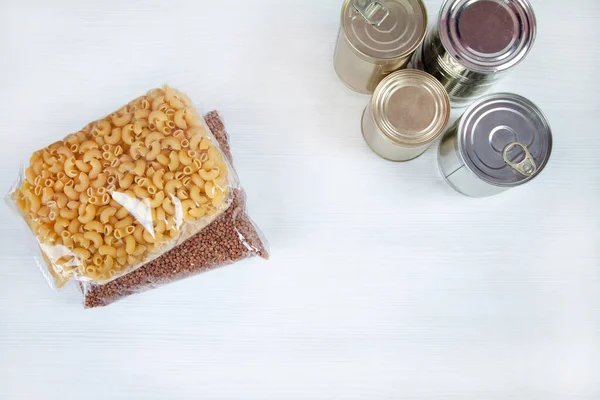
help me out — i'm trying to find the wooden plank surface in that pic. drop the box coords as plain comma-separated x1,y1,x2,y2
0,0,598,399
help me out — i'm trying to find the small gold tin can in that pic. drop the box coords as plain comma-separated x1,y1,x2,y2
362,70,450,161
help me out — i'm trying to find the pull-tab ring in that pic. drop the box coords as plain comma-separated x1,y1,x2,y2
503,142,537,177
353,0,390,26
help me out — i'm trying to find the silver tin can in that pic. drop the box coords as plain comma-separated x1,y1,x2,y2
362,70,450,161
411,0,537,107
334,0,427,94
438,93,552,197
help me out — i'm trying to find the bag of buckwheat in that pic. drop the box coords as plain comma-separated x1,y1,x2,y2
79,111,269,308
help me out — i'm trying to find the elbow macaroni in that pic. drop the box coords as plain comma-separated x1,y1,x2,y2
11,85,233,287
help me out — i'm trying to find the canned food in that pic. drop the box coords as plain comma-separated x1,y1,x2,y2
438,93,552,197
411,0,537,107
362,70,450,161
334,0,427,94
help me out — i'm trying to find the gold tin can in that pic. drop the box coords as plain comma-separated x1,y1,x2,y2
334,0,427,94
362,70,450,161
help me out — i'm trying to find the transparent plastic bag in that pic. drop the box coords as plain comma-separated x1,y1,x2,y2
9,87,238,288
79,111,269,308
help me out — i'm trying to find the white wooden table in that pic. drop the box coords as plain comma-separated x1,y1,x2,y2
1,1,598,399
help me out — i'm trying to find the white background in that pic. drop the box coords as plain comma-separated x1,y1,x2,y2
0,0,598,399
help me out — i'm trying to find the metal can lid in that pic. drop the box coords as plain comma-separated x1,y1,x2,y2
458,93,552,187
342,0,427,61
439,0,536,73
372,70,450,146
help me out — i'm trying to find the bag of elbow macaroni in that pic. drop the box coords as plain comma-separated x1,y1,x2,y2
79,111,270,308
8,86,239,289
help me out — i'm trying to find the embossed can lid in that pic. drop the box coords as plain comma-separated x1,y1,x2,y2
438,0,537,72
342,0,427,61
458,93,553,186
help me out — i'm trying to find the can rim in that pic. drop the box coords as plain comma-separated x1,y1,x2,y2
457,93,553,187
438,0,537,73
341,0,428,63
371,69,451,147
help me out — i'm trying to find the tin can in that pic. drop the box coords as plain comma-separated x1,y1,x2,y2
438,93,552,197
411,0,537,107
334,0,427,94
362,70,450,161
